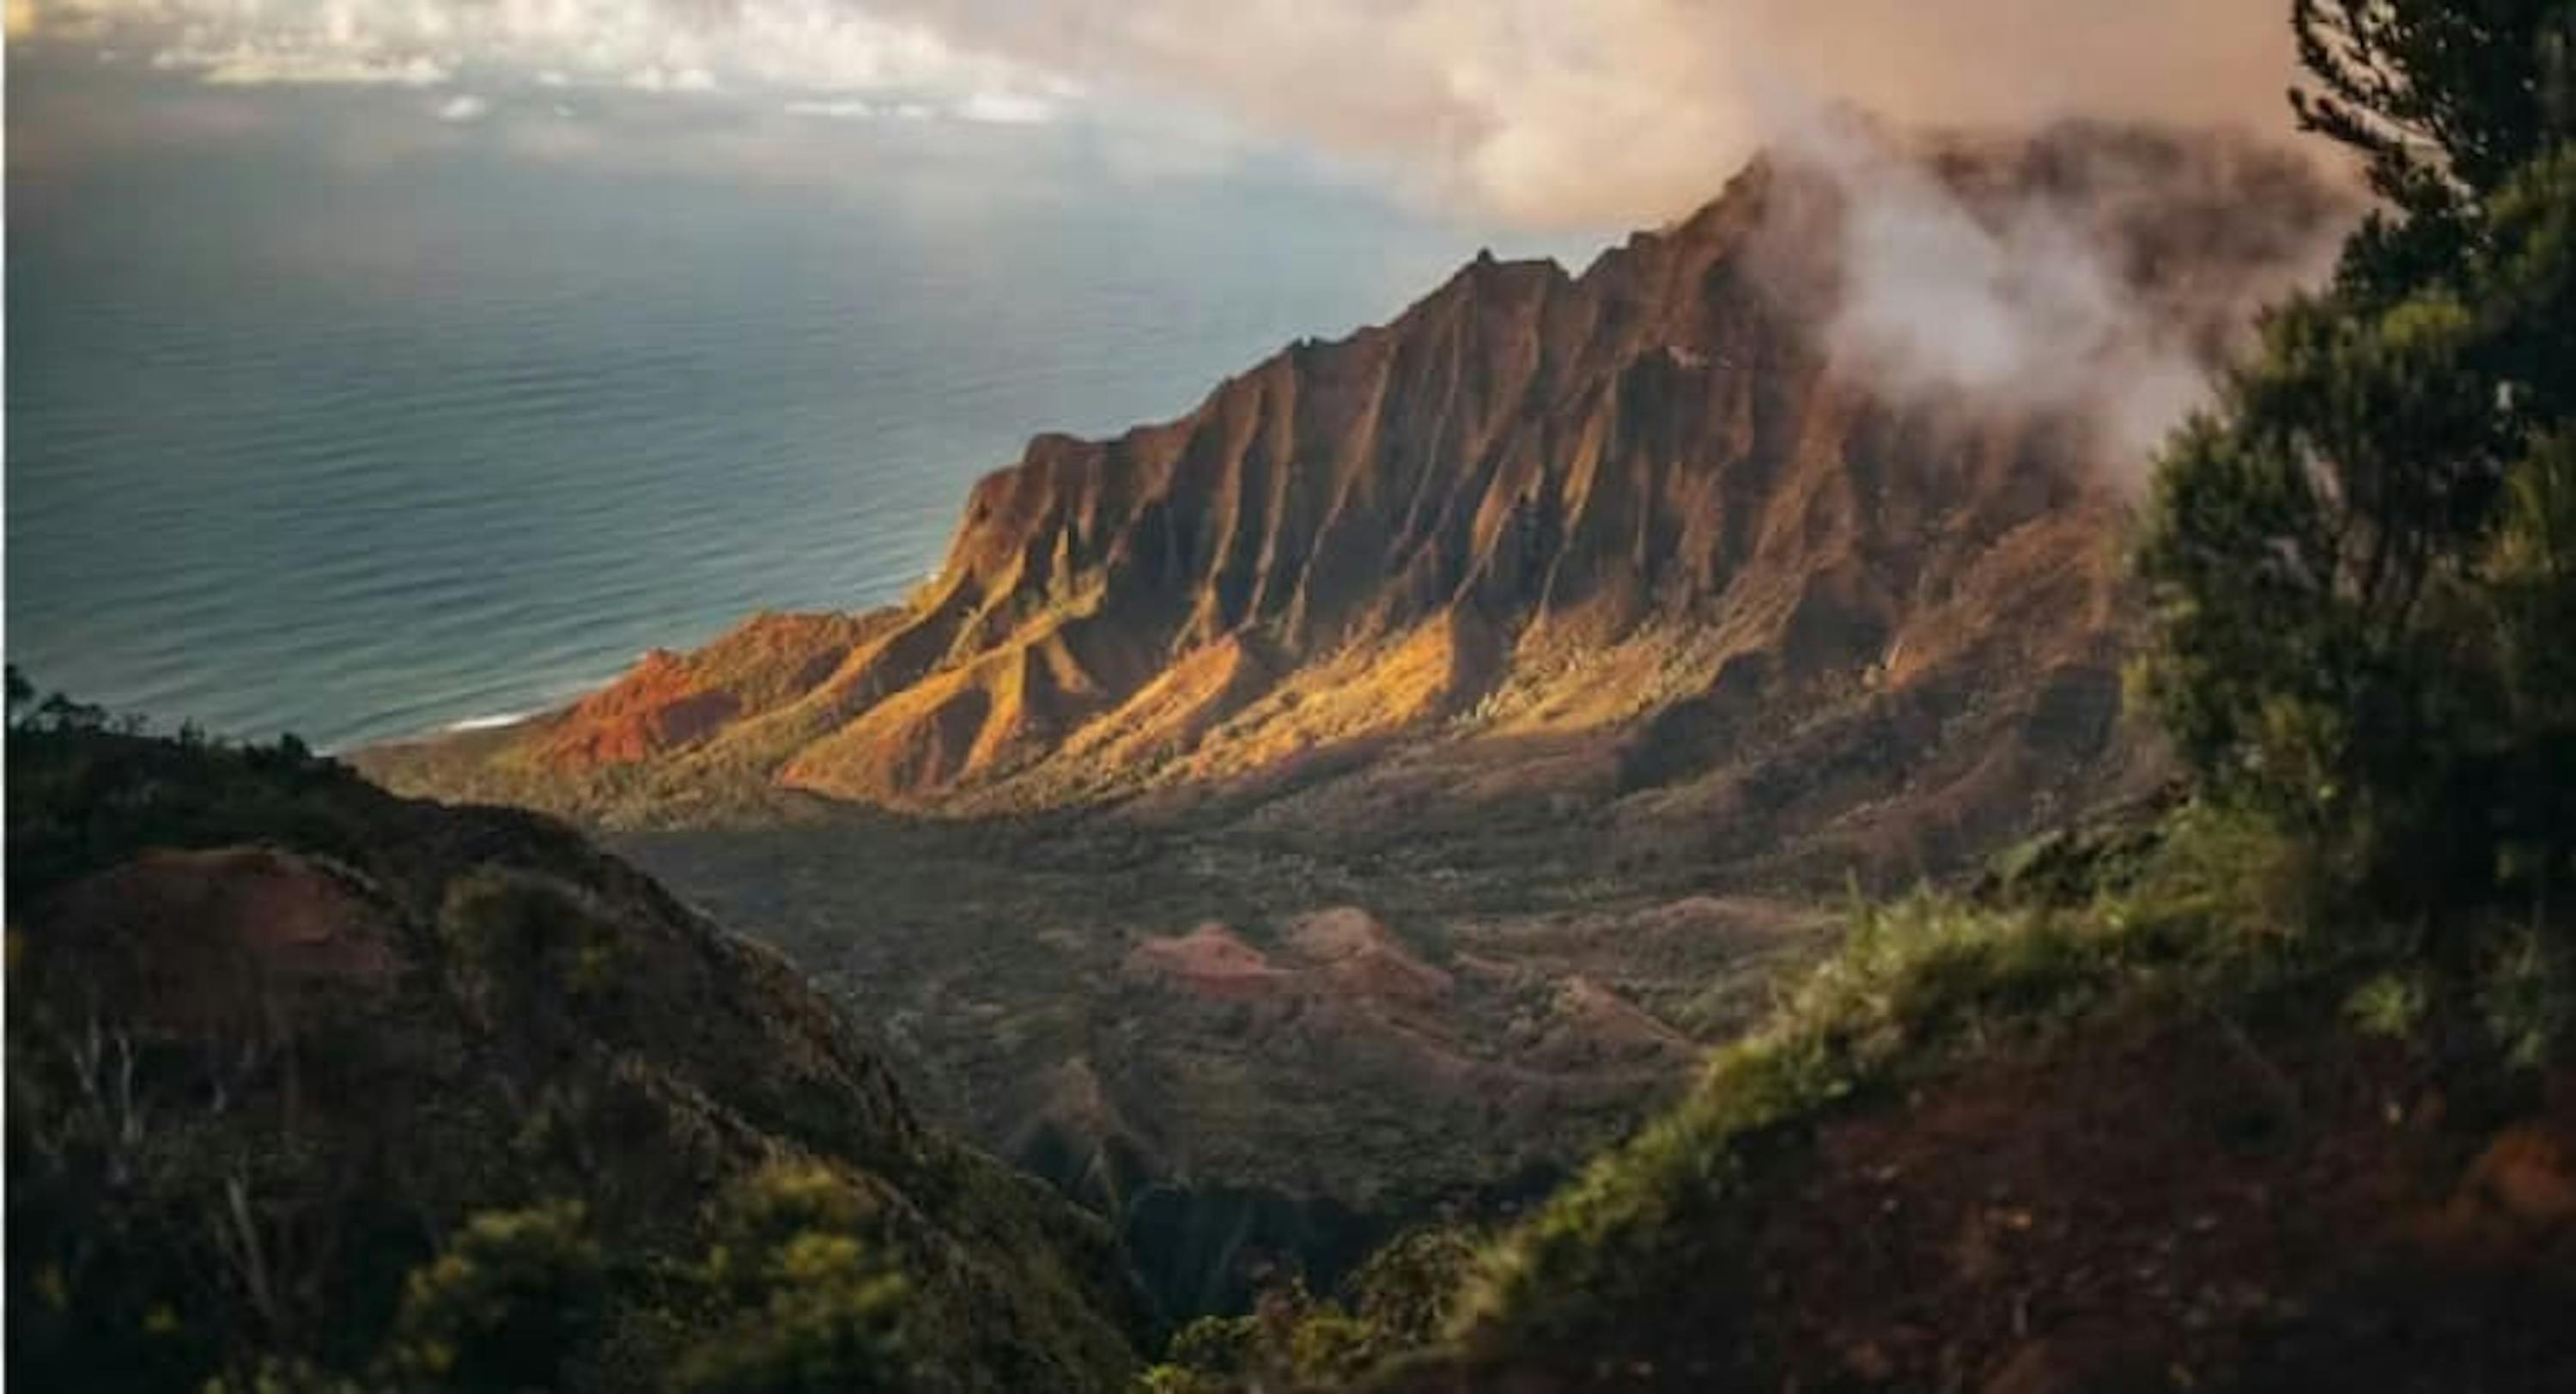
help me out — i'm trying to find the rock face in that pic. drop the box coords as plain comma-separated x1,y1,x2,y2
373,125,2343,878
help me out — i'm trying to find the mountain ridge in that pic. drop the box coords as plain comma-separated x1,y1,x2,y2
365,124,2344,887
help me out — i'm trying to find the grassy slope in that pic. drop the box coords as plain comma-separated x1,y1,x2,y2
1441,812,2575,1390
1145,806,2576,1391
5,726,1145,1391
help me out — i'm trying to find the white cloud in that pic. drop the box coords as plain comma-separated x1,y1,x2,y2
31,0,2305,226
434,93,489,122
34,0,1062,125
953,89,1052,125
785,97,878,119
866,0,2305,226
155,44,453,88
1751,113,2348,476
625,64,718,94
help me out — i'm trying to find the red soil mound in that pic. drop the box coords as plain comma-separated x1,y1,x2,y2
38,847,400,1037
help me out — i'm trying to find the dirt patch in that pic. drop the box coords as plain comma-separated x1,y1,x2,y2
1286,907,1455,1006
38,846,401,1037
1418,1010,2575,1391
1730,1015,2438,1391
1123,923,1293,1001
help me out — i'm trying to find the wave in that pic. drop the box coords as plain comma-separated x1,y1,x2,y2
442,709,538,733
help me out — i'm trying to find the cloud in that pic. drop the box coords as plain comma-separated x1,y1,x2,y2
891,0,2309,226
27,0,2310,227
26,0,1057,125
155,46,453,88
785,96,878,119
434,93,489,122
954,89,1053,125
1749,115,2352,476
624,64,720,94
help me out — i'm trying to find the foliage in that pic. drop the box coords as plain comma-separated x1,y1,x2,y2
2293,1,2575,208
437,872,634,1031
1138,1227,1477,1391
4,718,1143,1394
2139,9,2576,913
1400,779,2573,1378
2344,970,2433,1039
671,1165,917,1394
2476,922,2576,1064
1455,803,2342,1357
385,1202,605,1392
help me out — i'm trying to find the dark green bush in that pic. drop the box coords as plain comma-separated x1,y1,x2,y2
2137,4,2576,915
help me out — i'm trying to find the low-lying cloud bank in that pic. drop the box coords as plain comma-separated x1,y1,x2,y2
1758,117,2353,475
865,0,2307,228
15,1,2303,228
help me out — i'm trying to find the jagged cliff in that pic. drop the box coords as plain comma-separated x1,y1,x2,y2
368,125,2342,881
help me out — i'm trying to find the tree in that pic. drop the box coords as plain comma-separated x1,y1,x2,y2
671,1165,915,1394
2138,2,2576,909
385,1202,605,1393
2293,0,2576,209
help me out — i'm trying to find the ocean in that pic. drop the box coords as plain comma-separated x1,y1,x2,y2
7,55,1598,750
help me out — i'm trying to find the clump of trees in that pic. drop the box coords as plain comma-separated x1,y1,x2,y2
382,1202,605,1392
671,1163,917,1394
1140,1228,1477,1391
2136,1,2576,916
174,1167,920,1394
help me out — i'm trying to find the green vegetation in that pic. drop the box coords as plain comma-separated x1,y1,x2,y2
1456,807,2334,1352
381,1202,605,1392
1208,799,2571,1383
4,695,1143,1392
2138,0,2576,911
671,1165,917,1394
1139,1228,1479,1391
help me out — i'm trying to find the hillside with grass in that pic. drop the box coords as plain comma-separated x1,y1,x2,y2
4,697,1145,1392
1147,806,2576,1391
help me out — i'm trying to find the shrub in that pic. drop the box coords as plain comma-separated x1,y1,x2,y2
2136,7,2576,916
671,1164,915,1394
386,1202,605,1393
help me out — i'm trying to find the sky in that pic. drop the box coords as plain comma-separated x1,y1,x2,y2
9,0,2308,228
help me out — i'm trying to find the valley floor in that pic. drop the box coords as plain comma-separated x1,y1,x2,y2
609,801,1831,1315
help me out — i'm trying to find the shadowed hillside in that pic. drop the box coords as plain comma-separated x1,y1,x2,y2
4,715,1145,1391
